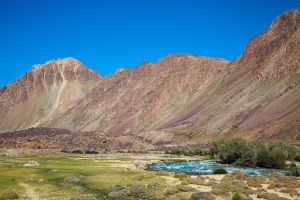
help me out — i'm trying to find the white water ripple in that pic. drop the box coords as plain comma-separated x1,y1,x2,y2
148,160,288,175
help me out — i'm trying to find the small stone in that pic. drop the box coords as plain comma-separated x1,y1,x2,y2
63,176,80,183
111,184,123,190
72,186,85,192
23,160,39,166
108,191,128,198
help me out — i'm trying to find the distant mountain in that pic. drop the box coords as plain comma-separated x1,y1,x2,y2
1,8,299,147
0,58,101,131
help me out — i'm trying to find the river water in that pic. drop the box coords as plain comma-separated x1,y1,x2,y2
147,160,288,175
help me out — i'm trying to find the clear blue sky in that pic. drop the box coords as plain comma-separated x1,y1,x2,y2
0,0,299,87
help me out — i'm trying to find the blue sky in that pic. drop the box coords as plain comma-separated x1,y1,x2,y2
0,0,299,87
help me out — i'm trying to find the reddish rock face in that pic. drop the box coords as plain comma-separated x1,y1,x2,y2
69,54,229,133
0,58,101,132
0,9,299,147
239,9,300,79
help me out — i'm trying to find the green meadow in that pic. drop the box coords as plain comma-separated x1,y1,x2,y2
0,155,173,199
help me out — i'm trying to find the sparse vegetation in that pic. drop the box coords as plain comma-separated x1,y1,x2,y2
60,149,99,154
232,192,240,200
213,168,228,174
0,190,19,200
71,150,84,154
127,150,148,154
165,148,208,157
209,138,300,169
84,150,99,154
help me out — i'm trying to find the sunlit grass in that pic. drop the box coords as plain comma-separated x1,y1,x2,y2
0,155,170,199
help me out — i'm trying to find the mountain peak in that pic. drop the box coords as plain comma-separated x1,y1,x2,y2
237,8,300,79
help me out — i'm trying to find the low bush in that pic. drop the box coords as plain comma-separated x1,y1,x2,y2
0,190,19,200
60,150,69,153
85,150,99,154
165,148,208,156
174,172,187,179
71,150,83,154
130,150,148,154
232,192,240,200
213,168,227,174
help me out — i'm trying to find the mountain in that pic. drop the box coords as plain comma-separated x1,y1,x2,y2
0,58,102,132
0,9,299,148
50,54,229,134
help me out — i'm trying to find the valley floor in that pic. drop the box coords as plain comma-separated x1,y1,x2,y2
0,149,299,200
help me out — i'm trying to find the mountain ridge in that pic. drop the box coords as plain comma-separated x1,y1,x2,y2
0,58,102,132
1,8,299,148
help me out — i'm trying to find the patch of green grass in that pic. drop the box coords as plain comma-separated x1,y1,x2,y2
0,156,170,199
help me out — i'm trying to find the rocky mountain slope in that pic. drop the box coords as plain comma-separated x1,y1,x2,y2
0,9,299,147
0,58,102,132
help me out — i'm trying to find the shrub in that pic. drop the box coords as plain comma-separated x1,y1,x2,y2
174,172,187,179
213,168,227,174
294,153,300,162
85,150,99,154
209,138,294,169
285,168,300,176
232,192,240,200
256,149,286,169
285,162,300,176
214,138,254,164
130,150,148,154
71,150,83,154
0,190,19,200
156,170,169,176
166,148,207,156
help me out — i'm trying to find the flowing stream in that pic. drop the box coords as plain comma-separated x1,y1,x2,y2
147,160,288,175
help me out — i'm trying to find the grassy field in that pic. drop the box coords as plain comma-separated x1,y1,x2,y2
1,152,300,200
0,154,177,199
